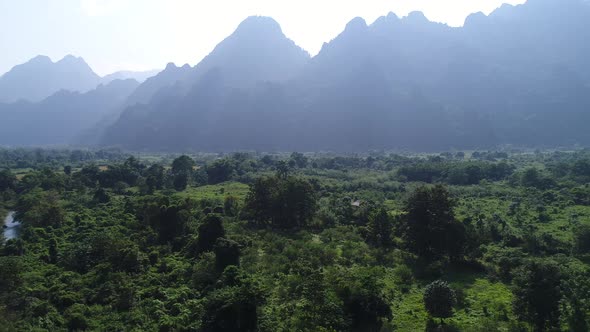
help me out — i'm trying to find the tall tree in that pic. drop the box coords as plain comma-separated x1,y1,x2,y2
275,161,291,179
366,207,393,248
145,164,165,192
423,280,456,324
574,224,590,255
0,169,16,191
513,260,562,331
156,205,189,243
402,185,465,261
16,189,65,227
195,214,225,254
244,175,317,229
171,155,196,175
201,270,260,332
206,159,236,185
561,267,590,332
173,172,189,191
289,152,308,168
170,155,196,191
214,237,240,272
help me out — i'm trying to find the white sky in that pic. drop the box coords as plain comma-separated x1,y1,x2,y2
0,0,525,76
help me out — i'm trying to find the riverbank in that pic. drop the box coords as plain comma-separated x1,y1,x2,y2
3,211,20,240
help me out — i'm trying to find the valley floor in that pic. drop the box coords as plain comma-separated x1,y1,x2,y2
1,149,590,331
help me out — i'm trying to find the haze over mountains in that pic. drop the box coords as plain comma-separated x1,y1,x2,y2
1,0,589,151
0,55,101,103
0,56,158,146
124,16,309,106
0,56,158,103
101,70,161,85
0,79,139,146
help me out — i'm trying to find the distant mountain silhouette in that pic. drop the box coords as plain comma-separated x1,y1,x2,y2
123,16,310,107
0,79,138,146
101,0,590,151
123,63,193,106
102,69,160,85
188,16,310,87
0,55,102,103
2,0,590,151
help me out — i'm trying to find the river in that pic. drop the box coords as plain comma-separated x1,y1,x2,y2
3,211,21,240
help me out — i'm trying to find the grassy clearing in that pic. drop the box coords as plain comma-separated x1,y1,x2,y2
180,181,250,202
389,286,430,331
389,275,514,332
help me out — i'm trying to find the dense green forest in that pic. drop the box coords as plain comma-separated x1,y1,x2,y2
2,149,590,331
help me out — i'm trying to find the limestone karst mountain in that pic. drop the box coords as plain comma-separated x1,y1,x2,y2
1,0,590,150
0,55,102,103
102,1,590,151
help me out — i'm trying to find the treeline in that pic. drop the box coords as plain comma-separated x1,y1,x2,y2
0,148,129,169
398,161,514,185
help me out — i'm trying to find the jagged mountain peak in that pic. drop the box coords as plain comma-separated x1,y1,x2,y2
463,11,488,27
0,54,101,103
27,55,53,65
101,69,161,85
404,11,429,23
56,55,96,72
58,54,84,63
102,0,590,152
123,62,192,105
164,62,179,70
489,3,520,19
387,12,400,20
186,14,309,88
323,17,369,45
163,62,191,71
234,16,284,37
345,17,368,31
372,12,400,27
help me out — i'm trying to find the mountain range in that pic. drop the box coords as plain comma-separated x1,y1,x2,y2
0,57,157,147
101,69,161,85
0,79,139,146
1,0,589,151
0,55,101,103
0,56,159,103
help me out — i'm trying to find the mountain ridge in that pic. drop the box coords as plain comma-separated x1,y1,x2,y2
0,78,139,146
0,55,102,103
1,0,589,151
101,0,590,151
101,69,161,85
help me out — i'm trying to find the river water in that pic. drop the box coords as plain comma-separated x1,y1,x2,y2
3,211,21,240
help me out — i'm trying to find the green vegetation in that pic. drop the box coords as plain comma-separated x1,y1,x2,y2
2,149,590,331
423,280,456,323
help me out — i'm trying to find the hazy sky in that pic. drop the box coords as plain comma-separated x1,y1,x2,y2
0,0,525,76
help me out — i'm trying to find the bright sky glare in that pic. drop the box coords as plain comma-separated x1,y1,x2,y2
0,0,525,76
